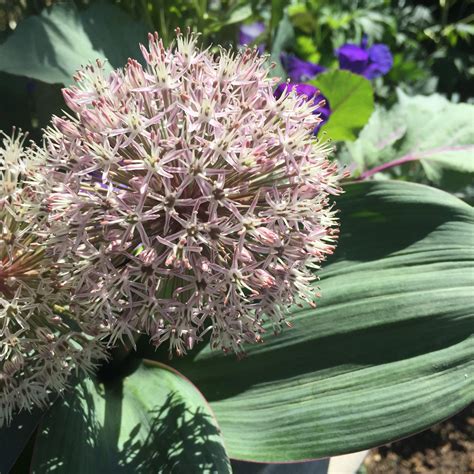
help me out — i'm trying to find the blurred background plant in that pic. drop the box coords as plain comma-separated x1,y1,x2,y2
1,0,472,94
0,1,472,472
0,0,472,152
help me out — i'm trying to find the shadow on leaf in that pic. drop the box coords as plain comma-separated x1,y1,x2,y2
31,375,229,473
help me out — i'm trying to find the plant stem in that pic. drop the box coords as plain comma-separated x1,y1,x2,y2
358,144,474,180
358,154,420,180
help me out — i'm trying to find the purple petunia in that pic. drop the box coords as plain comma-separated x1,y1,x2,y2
238,22,266,54
280,53,326,82
274,83,331,134
336,35,393,80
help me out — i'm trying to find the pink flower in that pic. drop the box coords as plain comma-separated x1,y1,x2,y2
0,131,106,426
44,30,341,355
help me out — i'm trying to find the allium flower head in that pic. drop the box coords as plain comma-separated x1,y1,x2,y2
45,30,341,355
0,131,105,426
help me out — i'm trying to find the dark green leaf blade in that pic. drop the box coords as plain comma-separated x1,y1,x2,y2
30,362,231,473
0,3,148,85
269,12,294,80
170,180,474,462
0,407,45,473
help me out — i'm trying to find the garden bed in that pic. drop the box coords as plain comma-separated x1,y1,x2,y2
364,404,474,473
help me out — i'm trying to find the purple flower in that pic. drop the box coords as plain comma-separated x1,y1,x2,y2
364,44,393,79
337,44,369,75
336,36,393,79
281,53,325,82
238,22,265,53
274,83,331,134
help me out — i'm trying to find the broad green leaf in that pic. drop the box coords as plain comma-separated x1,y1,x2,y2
223,4,252,25
0,407,45,473
270,0,287,34
0,3,148,85
30,362,231,473
344,91,474,183
170,181,474,462
311,70,374,141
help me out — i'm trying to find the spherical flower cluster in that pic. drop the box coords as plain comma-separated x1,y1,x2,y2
44,31,341,355
0,131,105,426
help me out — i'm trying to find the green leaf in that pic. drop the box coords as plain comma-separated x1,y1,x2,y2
0,73,35,134
311,70,374,141
269,12,294,80
0,3,148,85
270,0,286,34
30,362,231,473
222,4,252,25
0,407,45,473
170,181,474,462
344,91,474,183
288,4,314,33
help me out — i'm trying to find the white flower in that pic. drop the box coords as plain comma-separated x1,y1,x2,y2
0,131,106,427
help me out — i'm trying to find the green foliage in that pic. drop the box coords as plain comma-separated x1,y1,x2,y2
269,11,295,80
311,70,374,141
222,4,253,26
294,34,321,63
0,1,473,471
342,91,474,184
288,0,395,47
283,0,473,101
29,362,231,473
6,181,472,468
114,0,254,46
0,407,45,473
167,180,474,462
0,3,148,85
